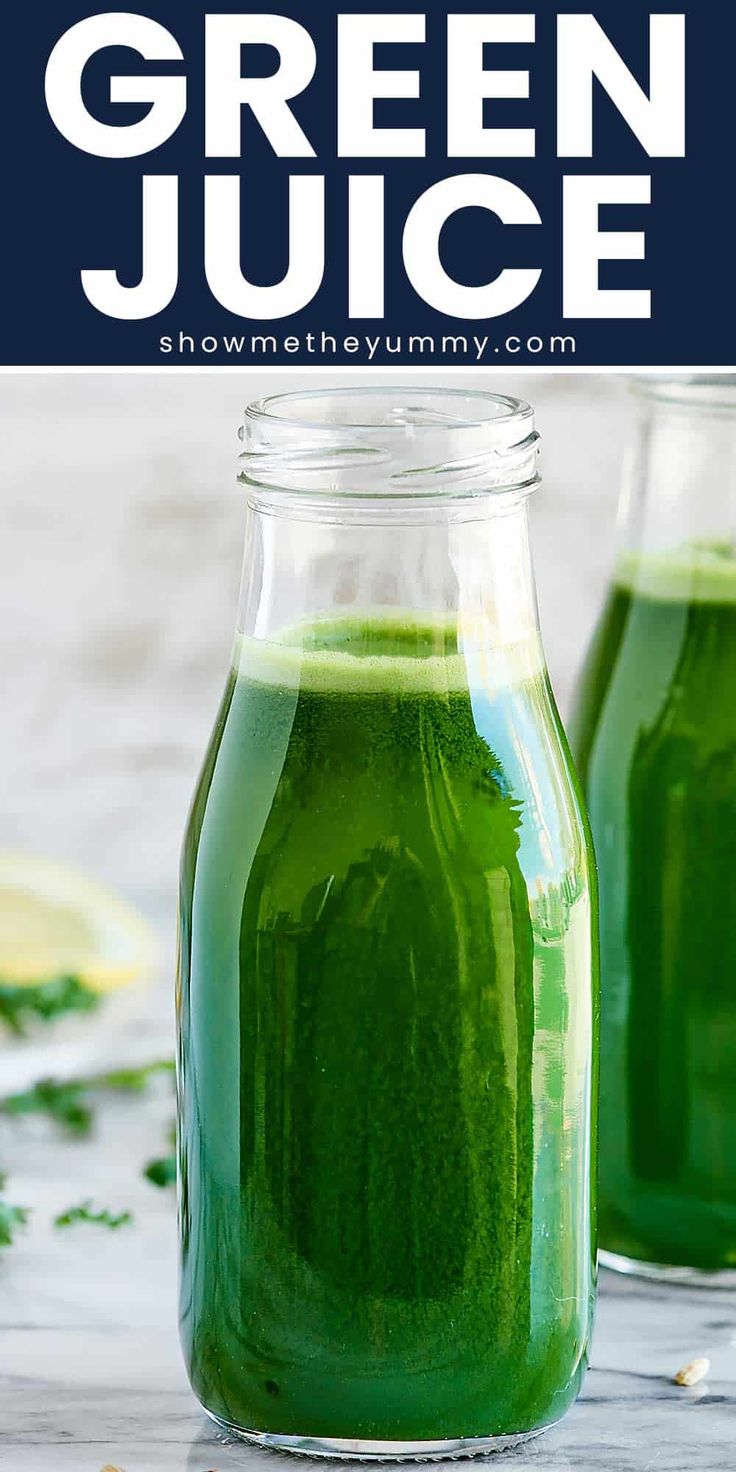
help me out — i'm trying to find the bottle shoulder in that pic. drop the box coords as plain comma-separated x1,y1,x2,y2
571,579,736,811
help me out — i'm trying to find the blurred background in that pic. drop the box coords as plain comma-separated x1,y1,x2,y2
0,371,631,953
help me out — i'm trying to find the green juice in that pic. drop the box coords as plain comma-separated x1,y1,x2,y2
178,615,596,1443
571,551,736,1273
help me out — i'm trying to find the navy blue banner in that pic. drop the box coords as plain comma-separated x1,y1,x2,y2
2,2,731,366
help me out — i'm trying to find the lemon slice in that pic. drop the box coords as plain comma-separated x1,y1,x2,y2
0,851,158,990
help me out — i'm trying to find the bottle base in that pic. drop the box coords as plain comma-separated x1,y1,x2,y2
601,1248,736,1289
206,1411,555,1461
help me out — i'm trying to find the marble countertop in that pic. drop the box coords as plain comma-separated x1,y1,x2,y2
1,994,734,1472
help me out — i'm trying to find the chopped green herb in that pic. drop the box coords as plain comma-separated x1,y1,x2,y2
54,1200,132,1230
143,1155,176,1188
0,1173,29,1247
0,975,99,1036
98,1060,174,1094
0,1058,174,1137
0,1077,93,1134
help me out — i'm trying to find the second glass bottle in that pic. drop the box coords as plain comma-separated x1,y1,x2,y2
572,377,736,1283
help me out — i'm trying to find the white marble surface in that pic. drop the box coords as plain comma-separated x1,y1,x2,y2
1,991,735,1472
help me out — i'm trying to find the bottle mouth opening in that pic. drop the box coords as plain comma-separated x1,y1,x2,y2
246,386,529,432
238,386,540,502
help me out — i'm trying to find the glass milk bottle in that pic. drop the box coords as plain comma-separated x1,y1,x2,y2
571,377,736,1283
177,388,598,1456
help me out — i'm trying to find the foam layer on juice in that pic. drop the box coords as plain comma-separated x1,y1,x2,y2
617,546,736,604
234,612,543,694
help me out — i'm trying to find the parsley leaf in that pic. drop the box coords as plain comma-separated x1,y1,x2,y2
0,976,99,1036
54,1201,132,1230
0,1173,29,1247
0,1059,174,1137
143,1155,176,1188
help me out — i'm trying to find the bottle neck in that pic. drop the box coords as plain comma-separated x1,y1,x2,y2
619,384,736,563
235,497,544,689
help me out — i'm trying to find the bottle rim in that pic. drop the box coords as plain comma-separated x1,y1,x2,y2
238,386,541,502
629,375,736,414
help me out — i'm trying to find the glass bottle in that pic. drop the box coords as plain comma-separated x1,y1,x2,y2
571,377,736,1284
177,387,598,1457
